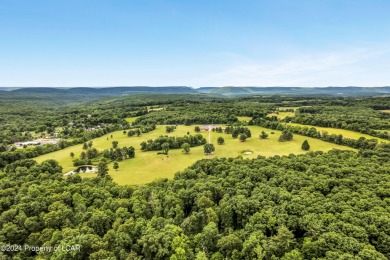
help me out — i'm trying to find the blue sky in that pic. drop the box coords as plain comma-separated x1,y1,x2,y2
1,0,390,87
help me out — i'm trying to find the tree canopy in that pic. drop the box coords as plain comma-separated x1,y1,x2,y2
0,146,389,259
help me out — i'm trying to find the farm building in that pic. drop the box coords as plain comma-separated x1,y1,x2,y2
64,165,98,176
16,141,41,147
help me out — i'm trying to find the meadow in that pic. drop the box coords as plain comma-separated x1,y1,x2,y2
36,123,355,185
286,122,390,143
125,116,140,124
267,106,300,119
236,116,252,122
267,111,294,119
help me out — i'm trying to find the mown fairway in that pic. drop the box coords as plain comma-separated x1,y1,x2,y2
35,122,355,185
286,122,390,143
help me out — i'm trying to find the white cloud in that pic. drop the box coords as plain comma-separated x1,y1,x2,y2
191,47,390,87
2,45,389,87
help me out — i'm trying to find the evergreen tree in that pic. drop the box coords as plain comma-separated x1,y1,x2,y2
301,140,310,150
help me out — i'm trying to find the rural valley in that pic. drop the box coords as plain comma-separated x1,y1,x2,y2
0,87,390,259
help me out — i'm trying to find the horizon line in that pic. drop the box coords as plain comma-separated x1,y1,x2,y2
1,86,390,89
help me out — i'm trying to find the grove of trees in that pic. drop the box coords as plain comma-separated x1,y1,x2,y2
140,134,207,152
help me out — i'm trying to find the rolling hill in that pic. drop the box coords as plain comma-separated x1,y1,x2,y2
1,86,390,98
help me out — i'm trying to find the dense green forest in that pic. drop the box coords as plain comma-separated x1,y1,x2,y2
1,146,389,259
1,91,390,259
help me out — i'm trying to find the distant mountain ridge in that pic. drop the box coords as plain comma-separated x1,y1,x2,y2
1,86,390,97
7,86,198,95
198,86,390,96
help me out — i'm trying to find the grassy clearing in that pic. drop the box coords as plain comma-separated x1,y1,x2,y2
237,116,252,122
380,110,390,113
148,107,164,112
266,106,301,119
286,122,390,143
268,106,314,119
35,124,355,185
267,112,295,119
278,106,300,111
125,116,141,124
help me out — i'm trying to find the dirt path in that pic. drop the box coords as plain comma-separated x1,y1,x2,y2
208,127,211,143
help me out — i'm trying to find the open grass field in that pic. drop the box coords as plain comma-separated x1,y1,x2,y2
237,116,252,122
266,106,301,119
286,122,390,143
267,112,295,119
148,107,164,112
35,123,355,185
278,106,300,111
380,110,390,114
125,116,140,124
268,106,316,119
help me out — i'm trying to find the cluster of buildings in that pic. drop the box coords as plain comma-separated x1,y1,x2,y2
15,141,41,147
14,138,61,148
86,125,102,131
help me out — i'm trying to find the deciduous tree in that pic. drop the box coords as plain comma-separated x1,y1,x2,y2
162,142,170,155
260,131,268,139
204,143,215,155
181,143,191,154
113,162,119,171
97,160,109,177
240,134,247,142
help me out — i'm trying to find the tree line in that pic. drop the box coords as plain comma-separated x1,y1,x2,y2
289,106,390,140
251,118,381,150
